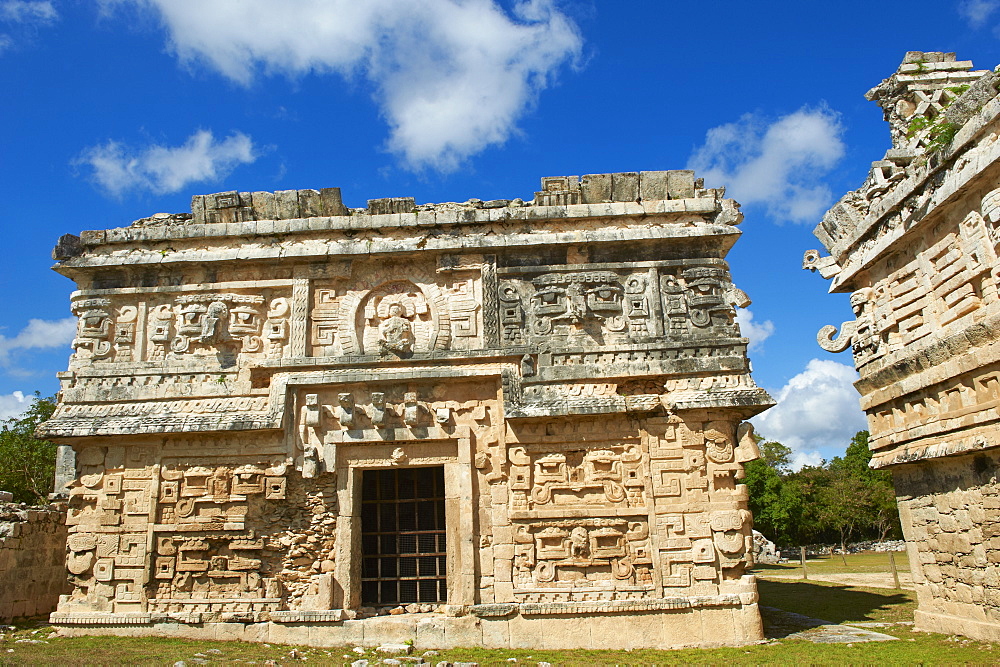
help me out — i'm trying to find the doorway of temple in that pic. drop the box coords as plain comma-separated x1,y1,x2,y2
360,466,448,606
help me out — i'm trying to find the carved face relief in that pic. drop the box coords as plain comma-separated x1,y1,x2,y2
710,509,751,566
682,267,728,328
500,269,663,345
659,266,743,335
704,423,734,464
849,288,871,317
528,271,624,334
514,519,652,589
71,298,113,359
848,288,880,362
169,294,265,355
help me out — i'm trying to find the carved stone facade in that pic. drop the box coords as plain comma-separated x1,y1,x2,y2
43,172,772,648
807,52,1000,641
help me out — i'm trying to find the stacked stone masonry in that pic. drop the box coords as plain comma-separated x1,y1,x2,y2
807,52,1000,641
42,169,773,649
0,502,69,621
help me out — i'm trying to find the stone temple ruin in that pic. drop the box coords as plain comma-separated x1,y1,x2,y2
39,171,773,648
808,52,1000,641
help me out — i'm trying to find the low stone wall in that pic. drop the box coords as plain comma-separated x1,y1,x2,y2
775,542,906,557
0,502,68,621
848,540,907,554
893,451,1000,640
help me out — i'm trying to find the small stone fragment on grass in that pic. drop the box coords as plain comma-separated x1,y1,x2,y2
423,650,439,657
207,649,223,655
353,646,366,654
378,644,412,655
172,662,186,667
351,660,368,667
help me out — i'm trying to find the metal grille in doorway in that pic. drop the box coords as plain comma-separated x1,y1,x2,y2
360,466,447,606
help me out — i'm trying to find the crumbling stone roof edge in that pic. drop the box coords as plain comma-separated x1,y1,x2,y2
810,52,1000,292
70,199,738,249
826,94,1000,291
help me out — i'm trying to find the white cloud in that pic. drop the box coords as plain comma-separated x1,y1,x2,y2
0,0,57,53
788,448,824,471
0,0,56,23
78,130,257,196
751,359,868,470
0,390,30,421
735,308,774,352
960,0,999,26
106,0,582,171
0,317,77,365
688,107,845,224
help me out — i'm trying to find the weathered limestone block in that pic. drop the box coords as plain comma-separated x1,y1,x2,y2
43,172,772,648
0,502,69,621
808,52,1000,642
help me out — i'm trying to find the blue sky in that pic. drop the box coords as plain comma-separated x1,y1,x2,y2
1,0,998,467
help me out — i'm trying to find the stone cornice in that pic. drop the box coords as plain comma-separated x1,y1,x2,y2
54,215,741,275
824,96,1000,292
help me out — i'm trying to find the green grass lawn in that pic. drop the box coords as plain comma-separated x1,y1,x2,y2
2,553,998,666
3,615,997,667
